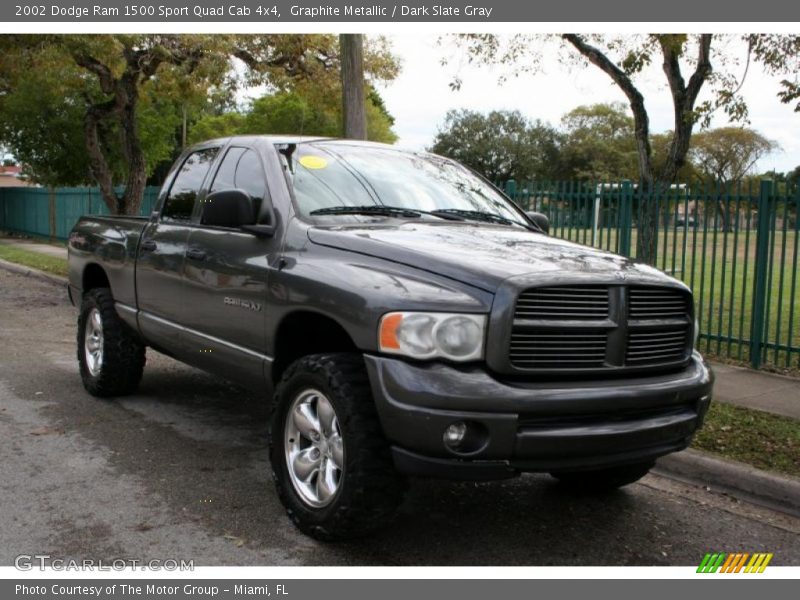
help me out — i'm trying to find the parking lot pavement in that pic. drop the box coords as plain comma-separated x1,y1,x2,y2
1,267,799,566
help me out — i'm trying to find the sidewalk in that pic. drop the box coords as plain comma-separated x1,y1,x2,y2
711,362,800,420
0,236,68,260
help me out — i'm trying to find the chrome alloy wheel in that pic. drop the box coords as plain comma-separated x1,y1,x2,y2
284,389,344,508
84,308,104,377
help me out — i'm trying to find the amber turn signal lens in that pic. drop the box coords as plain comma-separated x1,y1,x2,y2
379,313,403,350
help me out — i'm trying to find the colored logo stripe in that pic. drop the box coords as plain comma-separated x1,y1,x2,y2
697,552,772,573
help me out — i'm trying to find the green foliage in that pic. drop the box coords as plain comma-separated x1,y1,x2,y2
189,88,398,145
559,103,639,180
0,34,400,193
429,109,561,181
689,127,780,184
187,113,247,145
0,47,90,185
448,33,800,188
430,102,781,187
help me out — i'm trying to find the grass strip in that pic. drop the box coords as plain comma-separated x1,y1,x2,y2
693,401,800,479
0,244,68,277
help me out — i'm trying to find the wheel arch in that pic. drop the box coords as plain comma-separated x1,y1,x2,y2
271,310,360,385
81,263,111,295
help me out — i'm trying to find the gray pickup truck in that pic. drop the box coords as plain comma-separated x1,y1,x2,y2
68,136,713,540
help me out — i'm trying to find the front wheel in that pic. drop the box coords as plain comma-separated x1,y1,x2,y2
269,353,406,541
550,461,654,493
77,288,145,397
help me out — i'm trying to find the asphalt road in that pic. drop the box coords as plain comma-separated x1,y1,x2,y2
1,268,798,566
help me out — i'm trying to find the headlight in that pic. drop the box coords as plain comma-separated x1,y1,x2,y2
379,312,486,361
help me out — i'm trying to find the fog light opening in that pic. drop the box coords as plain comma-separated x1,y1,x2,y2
442,420,489,455
443,422,468,448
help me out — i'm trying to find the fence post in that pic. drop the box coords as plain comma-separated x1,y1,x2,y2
619,180,633,257
48,187,56,241
504,179,517,204
750,179,773,369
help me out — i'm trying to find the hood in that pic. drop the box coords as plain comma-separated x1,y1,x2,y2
308,222,679,292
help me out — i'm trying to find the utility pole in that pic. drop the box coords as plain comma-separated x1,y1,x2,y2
340,34,367,140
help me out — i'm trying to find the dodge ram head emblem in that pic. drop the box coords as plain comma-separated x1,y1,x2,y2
615,272,627,281
223,297,263,311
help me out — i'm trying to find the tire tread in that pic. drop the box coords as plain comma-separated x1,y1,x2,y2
270,353,406,541
77,287,145,397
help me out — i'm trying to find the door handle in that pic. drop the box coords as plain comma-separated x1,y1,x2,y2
141,239,157,252
186,248,207,261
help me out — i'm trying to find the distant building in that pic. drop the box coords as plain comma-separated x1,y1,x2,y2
0,165,37,187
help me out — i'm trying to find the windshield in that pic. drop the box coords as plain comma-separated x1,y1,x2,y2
279,142,527,226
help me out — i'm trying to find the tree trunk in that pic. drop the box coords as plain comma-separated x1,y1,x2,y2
84,103,121,214
119,74,146,216
340,34,367,140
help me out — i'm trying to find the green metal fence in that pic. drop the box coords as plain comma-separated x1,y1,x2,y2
1,181,797,372
504,179,800,371
0,186,161,241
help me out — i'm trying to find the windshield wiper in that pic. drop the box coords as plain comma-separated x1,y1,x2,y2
309,205,465,221
429,208,540,232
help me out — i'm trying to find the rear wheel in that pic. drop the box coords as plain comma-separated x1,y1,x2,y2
550,461,654,492
269,353,406,541
77,288,145,397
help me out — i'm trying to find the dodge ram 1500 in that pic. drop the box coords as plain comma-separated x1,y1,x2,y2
68,136,713,540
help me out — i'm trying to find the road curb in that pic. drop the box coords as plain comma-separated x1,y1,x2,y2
0,257,67,287
654,448,800,517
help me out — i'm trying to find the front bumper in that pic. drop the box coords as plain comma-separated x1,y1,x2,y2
364,352,714,480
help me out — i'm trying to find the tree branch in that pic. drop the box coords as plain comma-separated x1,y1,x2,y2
71,53,116,95
562,34,653,182
686,34,713,108
658,35,713,181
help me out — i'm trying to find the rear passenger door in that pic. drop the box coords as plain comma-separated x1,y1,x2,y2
136,146,219,353
180,146,279,389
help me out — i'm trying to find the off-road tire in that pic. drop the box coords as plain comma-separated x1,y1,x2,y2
77,287,145,397
550,461,654,492
269,353,406,541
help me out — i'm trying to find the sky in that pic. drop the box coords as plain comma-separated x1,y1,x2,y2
375,34,799,173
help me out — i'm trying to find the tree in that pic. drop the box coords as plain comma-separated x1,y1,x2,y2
340,34,367,139
689,127,779,184
0,34,399,214
559,103,638,180
429,109,561,182
0,35,230,213
188,89,398,145
449,33,800,261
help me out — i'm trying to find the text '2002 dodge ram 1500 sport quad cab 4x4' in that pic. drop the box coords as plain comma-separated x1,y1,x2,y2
68,136,713,540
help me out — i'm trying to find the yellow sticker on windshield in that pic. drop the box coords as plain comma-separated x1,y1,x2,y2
299,155,328,169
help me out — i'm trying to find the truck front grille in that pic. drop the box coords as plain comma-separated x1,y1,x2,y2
508,284,692,373
514,285,609,320
509,331,607,369
629,286,690,319
626,329,691,365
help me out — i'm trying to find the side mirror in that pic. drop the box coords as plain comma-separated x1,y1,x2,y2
201,189,256,228
525,211,550,234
